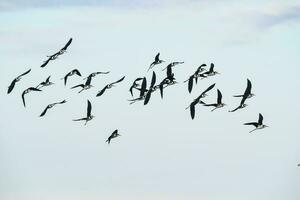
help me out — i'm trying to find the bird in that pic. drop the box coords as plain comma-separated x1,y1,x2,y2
233,79,255,99
36,76,54,89
7,69,31,94
73,100,94,125
201,63,219,77
106,129,121,144
159,65,177,98
144,71,157,105
244,113,269,133
162,61,184,71
62,69,82,86
71,76,93,93
203,89,226,111
229,79,253,112
129,77,144,97
96,76,125,97
128,77,148,104
186,83,215,119
39,100,67,117
21,87,42,107
40,55,56,68
84,71,110,80
148,53,164,72
184,64,207,93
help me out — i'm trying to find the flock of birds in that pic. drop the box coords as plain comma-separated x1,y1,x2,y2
7,38,270,145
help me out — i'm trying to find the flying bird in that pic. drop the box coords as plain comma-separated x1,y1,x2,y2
73,100,94,125
184,64,207,93
71,76,93,93
203,89,226,111
229,79,253,112
233,79,255,99
159,65,177,98
39,100,67,117
201,63,219,77
36,76,54,89
62,69,82,86
129,77,144,97
58,38,72,55
96,76,125,97
148,53,164,72
7,69,31,94
186,83,215,119
106,129,121,144
84,71,110,80
128,77,148,104
244,113,268,133
21,87,42,107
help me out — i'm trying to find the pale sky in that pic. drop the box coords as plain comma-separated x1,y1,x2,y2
1,0,300,200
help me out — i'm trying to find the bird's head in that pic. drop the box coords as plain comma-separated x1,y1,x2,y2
241,104,248,108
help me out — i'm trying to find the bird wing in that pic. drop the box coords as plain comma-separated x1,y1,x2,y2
21,91,26,107
188,76,193,93
258,113,263,125
40,57,51,68
244,122,258,127
61,38,72,51
209,63,214,73
190,102,196,120
111,76,125,85
233,95,243,97
7,79,16,94
87,100,92,117
201,83,216,96
204,103,217,107
140,77,147,97
159,83,164,99
229,105,241,112
46,75,51,82
64,74,69,86
57,100,67,104
19,69,31,77
85,76,92,86
73,69,82,76
96,85,108,97
150,71,156,88
40,105,50,117
73,118,86,121
96,71,110,74
217,89,222,104
71,84,84,89
240,79,252,105
29,87,42,91
144,90,152,105
166,64,173,77
155,53,160,62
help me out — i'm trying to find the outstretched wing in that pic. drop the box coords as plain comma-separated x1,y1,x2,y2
19,69,31,77
111,76,125,85
46,76,51,82
188,76,193,93
144,90,152,105
61,38,72,51
87,100,92,117
190,102,197,120
21,91,26,107
244,122,258,127
150,71,156,88
258,113,263,125
7,79,16,94
140,77,147,97
71,84,84,89
96,85,108,97
40,105,50,117
240,79,252,105
40,57,51,68
217,89,222,104
73,69,82,76
85,76,92,86
202,83,216,96
209,63,214,73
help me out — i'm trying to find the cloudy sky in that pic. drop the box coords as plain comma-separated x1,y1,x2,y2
1,0,300,199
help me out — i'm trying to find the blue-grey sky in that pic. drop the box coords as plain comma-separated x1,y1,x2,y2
1,0,300,199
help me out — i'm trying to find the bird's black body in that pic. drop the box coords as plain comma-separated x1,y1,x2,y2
7,69,31,94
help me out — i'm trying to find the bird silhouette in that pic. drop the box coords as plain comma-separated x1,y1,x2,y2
73,100,94,125
40,100,67,117
36,76,54,89
84,71,110,80
148,53,164,72
7,69,31,94
96,76,125,97
21,87,42,107
129,77,144,97
106,129,121,144
229,79,253,112
203,89,226,111
71,76,93,93
244,113,269,133
62,69,82,86
144,71,157,105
